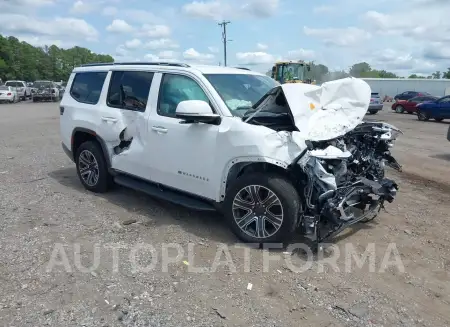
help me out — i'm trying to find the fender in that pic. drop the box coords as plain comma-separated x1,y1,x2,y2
217,156,289,202
71,127,112,169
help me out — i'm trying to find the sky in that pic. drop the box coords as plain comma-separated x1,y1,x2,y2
0,0,449,76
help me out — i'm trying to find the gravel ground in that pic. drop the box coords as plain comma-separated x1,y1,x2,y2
0,101,449,327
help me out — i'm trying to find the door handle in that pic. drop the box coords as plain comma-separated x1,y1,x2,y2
101,117,118,123
152,126,168,133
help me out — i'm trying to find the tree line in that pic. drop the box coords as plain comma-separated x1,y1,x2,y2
267,61,450,83
0,34,114,83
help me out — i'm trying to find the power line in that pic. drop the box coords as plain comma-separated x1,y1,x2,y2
218,20,230,66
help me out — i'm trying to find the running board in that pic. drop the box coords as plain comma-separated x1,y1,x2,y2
113,174,216,212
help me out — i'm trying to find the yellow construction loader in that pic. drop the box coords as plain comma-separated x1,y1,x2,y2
271,60,315,84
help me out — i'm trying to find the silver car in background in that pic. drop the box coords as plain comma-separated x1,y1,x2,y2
368,92,383,114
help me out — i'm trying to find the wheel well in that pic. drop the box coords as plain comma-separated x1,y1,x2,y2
72,131,98,157
226,162,290,190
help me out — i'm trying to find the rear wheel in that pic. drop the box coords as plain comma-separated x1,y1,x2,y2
395,105,404,113
417,110,430,121
224,173,301,244
435,117,444,122
369,110,377,115
75,141,112,193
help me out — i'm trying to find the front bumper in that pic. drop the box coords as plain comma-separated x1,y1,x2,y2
368,104,383,111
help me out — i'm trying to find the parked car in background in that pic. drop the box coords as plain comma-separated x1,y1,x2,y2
394,91,431,101
391,95,439,114
368,92,383,114
0,85,19,103
32,80,60,102
416,95,450,121
4,80,31,101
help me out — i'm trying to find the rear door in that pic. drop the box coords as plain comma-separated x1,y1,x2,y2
96,69,156,180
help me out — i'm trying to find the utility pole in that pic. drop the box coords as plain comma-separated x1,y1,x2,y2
218,20,230,66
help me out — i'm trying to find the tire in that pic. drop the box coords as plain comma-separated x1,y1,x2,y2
32,98,37,102
75,141,112,193
395,105,404,113
434,118,444,122
223,172,301,244
22,92,27,101
369,110,377,115
417,110,430,121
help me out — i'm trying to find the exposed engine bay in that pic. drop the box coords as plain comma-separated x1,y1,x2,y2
243,79,402,243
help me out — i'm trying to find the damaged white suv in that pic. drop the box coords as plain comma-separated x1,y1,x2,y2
60,62,402,244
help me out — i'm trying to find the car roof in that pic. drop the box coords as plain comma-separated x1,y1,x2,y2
72,62,266,76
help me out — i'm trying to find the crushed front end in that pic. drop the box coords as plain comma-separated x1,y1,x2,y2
296,121,401,243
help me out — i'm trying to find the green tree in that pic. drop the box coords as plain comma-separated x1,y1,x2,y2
432,71,441,79
443,68,450,79
349,62,371,77
0,33,113,82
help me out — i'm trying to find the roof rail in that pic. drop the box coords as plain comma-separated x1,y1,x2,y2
80,62,191,68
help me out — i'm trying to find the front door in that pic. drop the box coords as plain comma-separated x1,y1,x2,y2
438,96,450,118
146,72,219,199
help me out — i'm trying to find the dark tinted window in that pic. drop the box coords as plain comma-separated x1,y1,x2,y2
157,74,209,117
5,81,23,87
70,72,107,104
410,97,422,102
439,96,450,103
107,71,154,112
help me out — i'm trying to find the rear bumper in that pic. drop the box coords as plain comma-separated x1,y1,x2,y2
368,104,383,111
0,96,14,101
33,94,57,100
62,142,74,162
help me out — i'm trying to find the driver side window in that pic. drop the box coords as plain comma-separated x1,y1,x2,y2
157,74,210,118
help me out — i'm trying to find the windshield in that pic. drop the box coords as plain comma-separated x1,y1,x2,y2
204,73,279,117
284,63,306,81
34,81,53,88
5,82,23,87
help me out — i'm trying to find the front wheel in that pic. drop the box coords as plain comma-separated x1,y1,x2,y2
435,118,444,122
224,173,301,244
75,141,112,193
417,110,430,121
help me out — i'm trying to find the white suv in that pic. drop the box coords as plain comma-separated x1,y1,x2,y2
60,62,401,244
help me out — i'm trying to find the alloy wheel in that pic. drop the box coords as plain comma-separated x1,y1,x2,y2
78,150,100,187
232,185,284,239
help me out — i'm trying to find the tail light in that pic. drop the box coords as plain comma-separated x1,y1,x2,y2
7,93,11,96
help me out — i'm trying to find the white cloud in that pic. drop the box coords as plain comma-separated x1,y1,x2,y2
144,54,160,61
423,43,450,60
208,46,219,53
145,38,179,50
303,26,371,46
70,1,95,14
257,43,268,50
124,38,142,50
183,48,215,62
106,19,134,33
123,9,160,24
115,45,129,57
370,48,436,74
182,0,279,21
158,50,179,59
236,52,275,65
0,0,55,12
284,49,316,60
102,6,118,16
0,14,98,41
138,24,171,38
364,9,450,43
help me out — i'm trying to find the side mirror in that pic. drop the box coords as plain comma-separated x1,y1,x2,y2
175,100,221,125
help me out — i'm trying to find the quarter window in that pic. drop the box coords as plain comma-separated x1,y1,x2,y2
70,72,107,105
157,74,210,118
107,71,154,112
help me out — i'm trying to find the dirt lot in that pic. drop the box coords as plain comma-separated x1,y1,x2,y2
0,102,449,327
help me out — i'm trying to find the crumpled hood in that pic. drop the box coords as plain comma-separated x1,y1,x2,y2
281,77,371,141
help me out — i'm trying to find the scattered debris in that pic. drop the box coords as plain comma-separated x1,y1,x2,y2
404,229,412,235
90,271,98,277
104,300,110,305
0,171,7,174
122,219,137,225
212,307,227,319
25,177,47,183
182,261,189,266
43,222,58,227
43,309,55,315
247,283,253,290
7,156,14,159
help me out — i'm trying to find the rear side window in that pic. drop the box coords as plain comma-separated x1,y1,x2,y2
70,72,107,104
107,71,154,112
